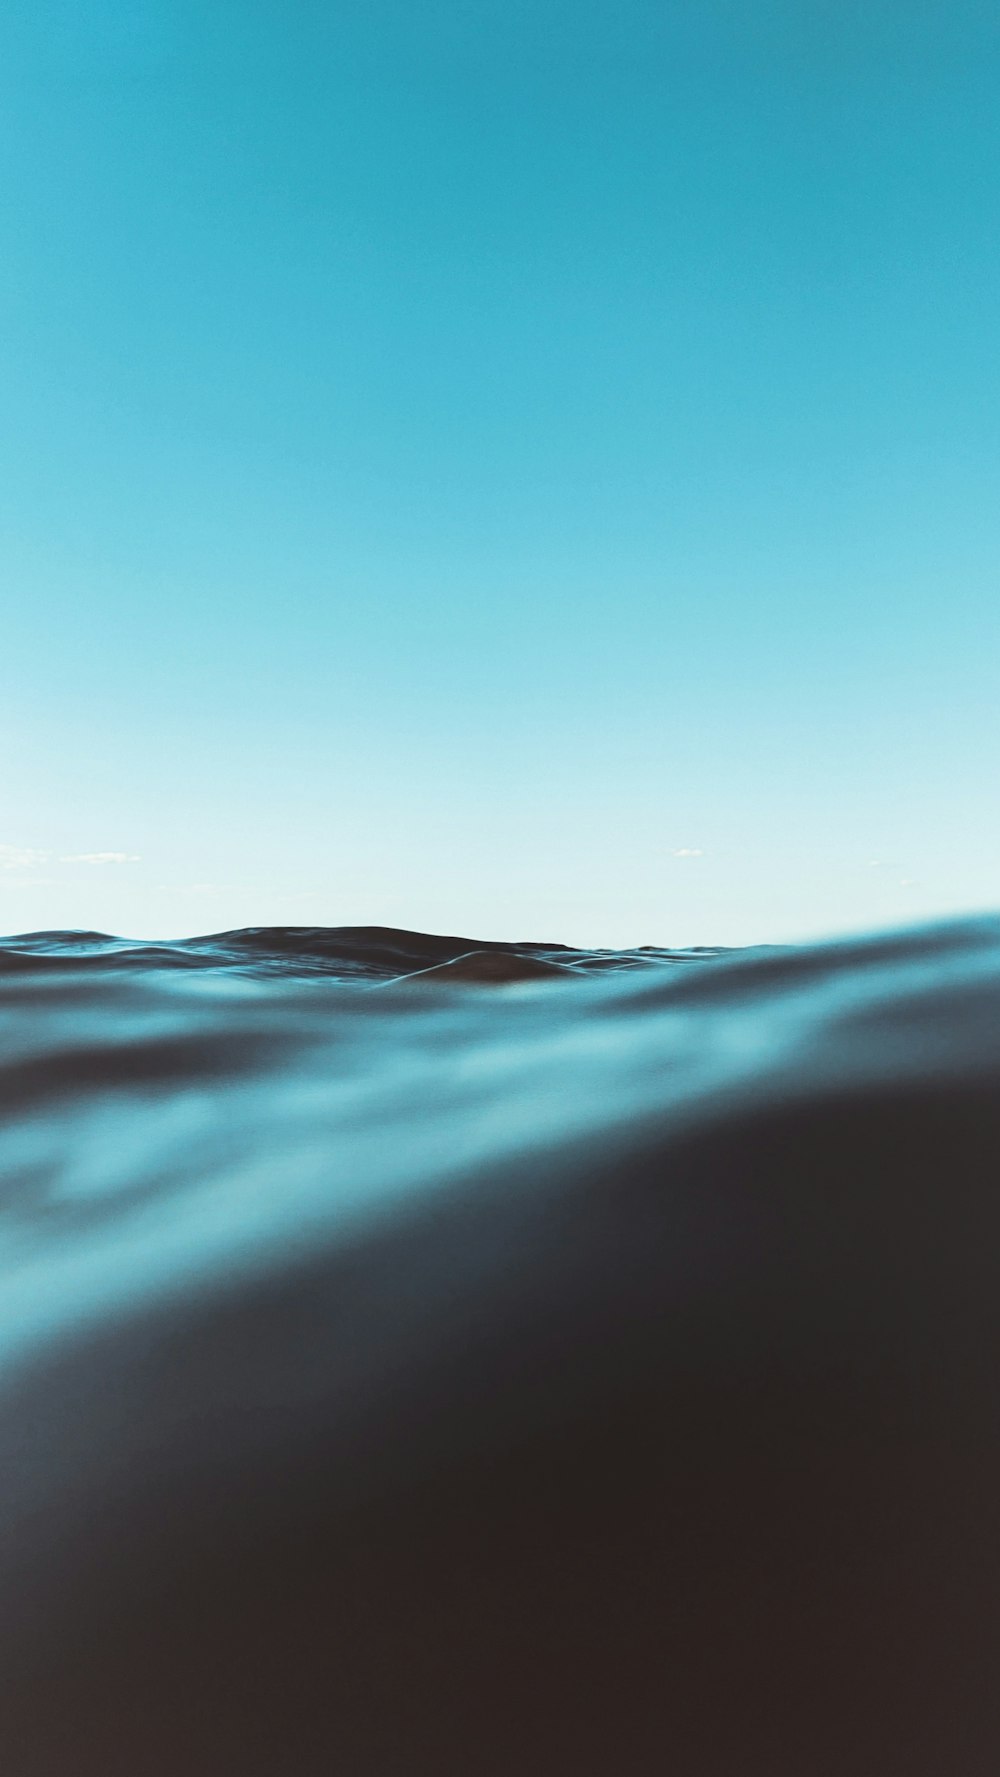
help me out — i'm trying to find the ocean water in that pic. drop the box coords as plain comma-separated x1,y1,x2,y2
2,918,1000,1773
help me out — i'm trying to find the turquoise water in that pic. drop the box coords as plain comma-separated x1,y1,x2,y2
2,918,1000,1773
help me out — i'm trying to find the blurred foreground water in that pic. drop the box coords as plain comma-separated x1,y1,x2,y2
2,918,1000,1774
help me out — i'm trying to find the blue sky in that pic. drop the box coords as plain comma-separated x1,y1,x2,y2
2,0,998,946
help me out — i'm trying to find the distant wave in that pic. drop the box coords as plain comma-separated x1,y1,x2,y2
2,915,1000,1773
0,922,730,979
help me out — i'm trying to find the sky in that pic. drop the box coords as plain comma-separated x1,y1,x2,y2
2,0,998,948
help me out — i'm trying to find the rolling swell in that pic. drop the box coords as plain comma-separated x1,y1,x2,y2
0,922,726,979
1,917,1000,1773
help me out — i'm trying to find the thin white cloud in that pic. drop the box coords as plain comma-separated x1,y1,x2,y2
672,847,704,858
0,845,51,870
60,852,141,865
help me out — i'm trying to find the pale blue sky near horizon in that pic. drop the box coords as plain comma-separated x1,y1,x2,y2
2,0,998,947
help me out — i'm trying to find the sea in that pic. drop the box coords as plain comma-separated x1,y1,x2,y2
2,917,999,1773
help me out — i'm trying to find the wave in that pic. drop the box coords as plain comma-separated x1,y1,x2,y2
2,914,999,1772
0,922,730,979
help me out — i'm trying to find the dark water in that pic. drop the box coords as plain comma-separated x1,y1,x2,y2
2,918,1000,1774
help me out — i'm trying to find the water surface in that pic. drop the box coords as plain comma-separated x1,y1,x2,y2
2,918,999,1773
